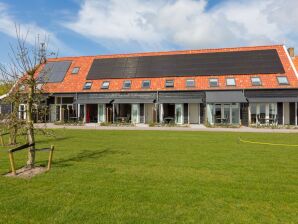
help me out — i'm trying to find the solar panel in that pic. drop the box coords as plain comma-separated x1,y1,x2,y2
38,61,72,83
87,49,285,80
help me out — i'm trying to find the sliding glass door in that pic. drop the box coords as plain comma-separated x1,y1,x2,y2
249,103,277,125
98,104,106,123
131,104,140,123
175,104,183,124
207,103,240,125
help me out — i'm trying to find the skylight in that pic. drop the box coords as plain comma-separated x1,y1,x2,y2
277,76,289,85
101,81,110,89
83,82,92,90
209,78,219,87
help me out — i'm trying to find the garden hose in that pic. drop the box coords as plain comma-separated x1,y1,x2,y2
238,137,298,147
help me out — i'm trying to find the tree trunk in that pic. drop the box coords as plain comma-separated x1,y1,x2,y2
9,126,17,145
26,80,35,168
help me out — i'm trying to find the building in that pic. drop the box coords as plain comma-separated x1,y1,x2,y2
28,45,298,126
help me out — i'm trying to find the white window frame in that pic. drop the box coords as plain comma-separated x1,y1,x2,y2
209,78,219,87
277,76,289,85
186,79,195,87
83,82,92,90
226,78,236,86
251,77,262,86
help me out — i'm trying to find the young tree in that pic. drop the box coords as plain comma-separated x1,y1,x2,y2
0,25,55,168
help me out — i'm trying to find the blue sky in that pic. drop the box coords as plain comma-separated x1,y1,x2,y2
0,0,297,64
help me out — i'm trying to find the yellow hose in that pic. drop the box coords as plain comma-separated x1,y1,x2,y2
238,137,298,147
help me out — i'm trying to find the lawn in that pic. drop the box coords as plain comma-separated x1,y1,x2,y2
0,129,297,224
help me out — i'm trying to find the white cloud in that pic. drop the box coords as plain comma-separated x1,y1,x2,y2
63,0,298,51
0,2,76,55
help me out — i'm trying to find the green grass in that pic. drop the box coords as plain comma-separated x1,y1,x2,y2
0,129,297,224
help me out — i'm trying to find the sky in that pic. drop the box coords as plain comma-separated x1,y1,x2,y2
0,0,297,63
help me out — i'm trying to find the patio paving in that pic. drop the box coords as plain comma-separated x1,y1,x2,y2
34,123,298,133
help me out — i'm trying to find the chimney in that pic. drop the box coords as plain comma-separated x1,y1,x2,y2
287,47,295,58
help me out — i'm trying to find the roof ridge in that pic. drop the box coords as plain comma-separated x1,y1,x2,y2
48,44,285,61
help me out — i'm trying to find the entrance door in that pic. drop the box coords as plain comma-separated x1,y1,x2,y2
86,104,98,123
98,104,106,123
175,104,183,124
106,104,113,123
50,105,56,122
131,104,140,123
189,103,199,124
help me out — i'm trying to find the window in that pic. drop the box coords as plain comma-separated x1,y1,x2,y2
142,80,151,88
123,80,131,89
71,67,80,74
209,78,219,87
165,80,174,88
186,79,195,87
206,103,240,125
83,82,92,90
251,77,262,86
277,76,289,85
36,83,43,90
226,78,236,86
101,81,110,89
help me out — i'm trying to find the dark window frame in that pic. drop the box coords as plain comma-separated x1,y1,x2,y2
71,67,80,74
186,79,195,87
226,78,236,86
142,80,151,89
123,80,132,89
209,78,219,87
165,79,174,88
276,76,289,85
251,77,262,86
83,82,92,90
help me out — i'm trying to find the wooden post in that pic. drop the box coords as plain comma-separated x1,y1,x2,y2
47,145,54,171
8,152,16,175
0,135,4,146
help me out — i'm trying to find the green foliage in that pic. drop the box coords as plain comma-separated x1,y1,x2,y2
0,129,297,223
0,82,12,96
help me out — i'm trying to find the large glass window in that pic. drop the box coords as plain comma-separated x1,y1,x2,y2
259,103,266,124
223,104,230,123
207,104,214,125
250,103,257,124
207,103,240,125
269,103,277,124
175,104,183,124
231,104,240,124
98,104,105,122
131,104,140,123
250,103,278,125
214,104,222,124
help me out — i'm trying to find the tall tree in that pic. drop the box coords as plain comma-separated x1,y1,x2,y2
0,25,55,168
